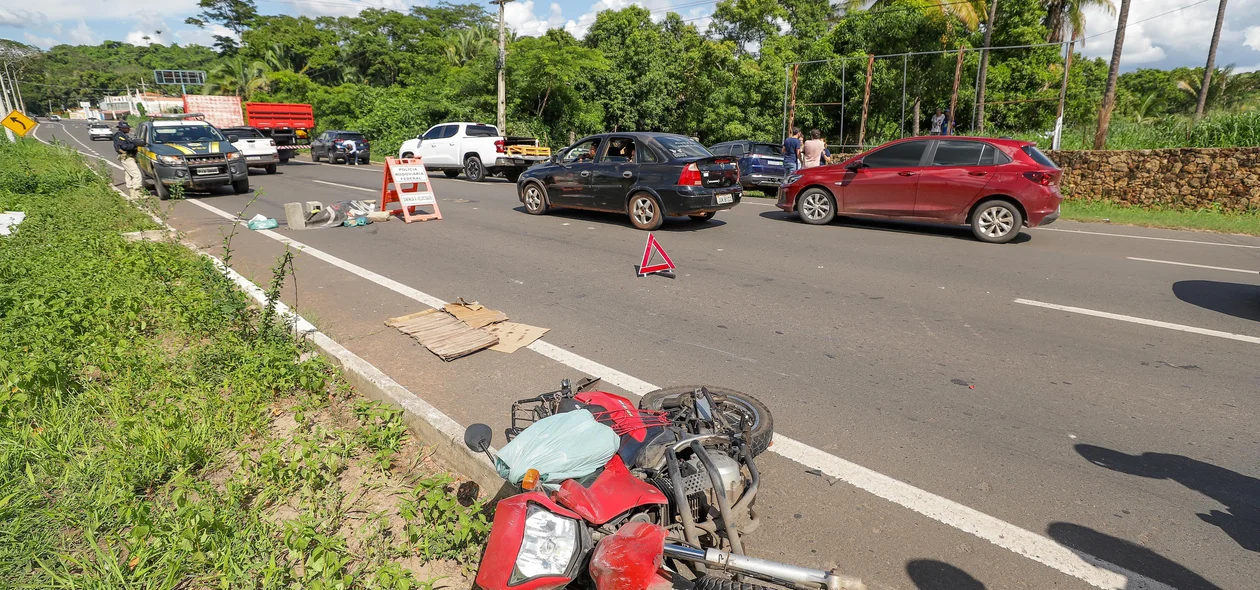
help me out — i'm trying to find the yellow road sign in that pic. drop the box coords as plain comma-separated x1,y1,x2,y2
2,110,37,137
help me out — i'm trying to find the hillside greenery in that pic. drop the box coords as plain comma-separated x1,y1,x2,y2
6,0,1260,153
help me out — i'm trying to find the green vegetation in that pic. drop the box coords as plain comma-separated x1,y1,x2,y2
1061,199,1260,236
0,139,488,587
6,1,1258,154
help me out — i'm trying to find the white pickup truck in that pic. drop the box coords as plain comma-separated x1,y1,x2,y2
398,122,550,182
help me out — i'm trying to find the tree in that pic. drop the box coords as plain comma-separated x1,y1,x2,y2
1093,0,1130,150
203,56,272,98
1194,0,1228,120
445,26,492,67
185,0,260,53
1178,65,1260,113
1044,0,1115,43
709,0,788,55
839,0,986,30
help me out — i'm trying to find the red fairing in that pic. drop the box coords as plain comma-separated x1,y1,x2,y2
554,455,669,525
476,493,582,590
589,522,674,590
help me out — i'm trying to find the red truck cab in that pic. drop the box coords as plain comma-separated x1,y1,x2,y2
243,102,315,163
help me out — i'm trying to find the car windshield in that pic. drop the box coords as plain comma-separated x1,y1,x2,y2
152,124,226,143
656,136,711,159
225,128,265,138
751,143,782,156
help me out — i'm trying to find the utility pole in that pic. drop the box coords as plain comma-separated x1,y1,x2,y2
1053,40,1075,150
491,0,514,133
1195,0,1228,121
975,0,998,133
1094,0,1132,150
0,68,15,142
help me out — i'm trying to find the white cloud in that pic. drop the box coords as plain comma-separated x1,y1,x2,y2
505,1,564,36
1,8,47,28
67,20,98,45
174,24,236,47
560,0,710,39
1078,0,1260,67
124,13,173,45
1245,26,1260,51
23,32,60,47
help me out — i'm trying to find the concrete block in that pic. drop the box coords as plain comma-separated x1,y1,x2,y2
284,202,307,230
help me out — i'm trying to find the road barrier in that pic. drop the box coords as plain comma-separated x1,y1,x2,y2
380,157,442,223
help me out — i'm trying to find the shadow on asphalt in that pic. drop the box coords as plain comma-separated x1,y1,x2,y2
905,559,987,589
511,206,729,231
1075,444,1259,555
756,210,1033,244
1047,522,1223,590
1172,280,1260,322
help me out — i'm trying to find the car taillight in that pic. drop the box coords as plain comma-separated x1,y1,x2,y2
495,139,505,153
1023,171,1054,186
678,162,703,186
268,139,275,146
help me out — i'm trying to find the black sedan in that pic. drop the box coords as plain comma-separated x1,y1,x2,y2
517,133,741,230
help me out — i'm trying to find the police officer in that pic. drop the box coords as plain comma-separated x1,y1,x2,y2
112,122,143,199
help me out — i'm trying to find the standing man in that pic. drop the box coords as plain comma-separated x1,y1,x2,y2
782,127,803,178
930,108,945,136
112,122,143,199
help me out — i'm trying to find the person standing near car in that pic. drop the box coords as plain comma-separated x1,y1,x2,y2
801,129,826,169
783,127,803,177
931,108,945,135
112,122,143,199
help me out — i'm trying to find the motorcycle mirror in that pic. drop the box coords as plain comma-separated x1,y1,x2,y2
464,423,493,454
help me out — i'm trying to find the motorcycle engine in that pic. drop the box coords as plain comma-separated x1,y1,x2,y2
705,451,745,502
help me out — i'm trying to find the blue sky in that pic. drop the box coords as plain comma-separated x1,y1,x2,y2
2,0,1259,72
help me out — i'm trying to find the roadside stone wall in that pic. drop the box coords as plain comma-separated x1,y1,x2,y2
1048,147,1260,214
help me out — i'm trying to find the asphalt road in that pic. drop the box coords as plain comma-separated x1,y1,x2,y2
41,121,1260,590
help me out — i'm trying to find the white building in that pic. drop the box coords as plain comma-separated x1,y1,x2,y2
98,91,185,119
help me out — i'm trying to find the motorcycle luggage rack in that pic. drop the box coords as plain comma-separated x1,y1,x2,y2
506,377,602,441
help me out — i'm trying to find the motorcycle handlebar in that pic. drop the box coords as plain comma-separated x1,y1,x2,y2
662,545,865,590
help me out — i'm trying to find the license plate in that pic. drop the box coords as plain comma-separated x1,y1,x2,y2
716,193,733,204
767,159,783,165
246,156,262,161
195,167,218,175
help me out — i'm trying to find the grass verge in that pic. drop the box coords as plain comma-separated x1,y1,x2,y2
0,138,488,588
1061,199,1260,236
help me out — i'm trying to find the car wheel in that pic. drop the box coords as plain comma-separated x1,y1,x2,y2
265,164,277,174
233,179,250,195
971,200,1023,244
443,169,461,178
312,150,321,163
628,192,664,231
279,155,289,164
522,183,548,215
401,152,414,159
797,188,836,225
152,174,170,201
464,156,485,181
504,170,522,183
689,211,716,222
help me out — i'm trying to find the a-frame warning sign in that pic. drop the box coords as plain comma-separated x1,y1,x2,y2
637,233,675,277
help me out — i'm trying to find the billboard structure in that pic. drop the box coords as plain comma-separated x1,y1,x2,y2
154,70,207,93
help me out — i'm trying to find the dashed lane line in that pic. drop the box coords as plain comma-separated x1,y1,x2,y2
1037,227,1260,249
1016,299,1260,345
182,195,1173,590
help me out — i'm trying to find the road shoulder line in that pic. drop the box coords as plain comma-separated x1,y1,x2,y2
1015,298,1260,345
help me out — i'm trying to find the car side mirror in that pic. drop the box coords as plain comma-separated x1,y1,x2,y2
464,423,493,454
227,135,239,143
845,158,866,170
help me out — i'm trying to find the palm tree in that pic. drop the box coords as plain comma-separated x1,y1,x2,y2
203,57,272,99
1195,0,1229,120
445,26,493,67
1094,0,1131,149
839,0,987,30
1045,0,1116,44
1131,92,1162,124
1178,65,1260,113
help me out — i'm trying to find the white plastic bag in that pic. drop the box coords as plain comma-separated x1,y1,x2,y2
495,409,619,489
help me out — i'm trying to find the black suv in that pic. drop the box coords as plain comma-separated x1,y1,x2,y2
311,131,371,164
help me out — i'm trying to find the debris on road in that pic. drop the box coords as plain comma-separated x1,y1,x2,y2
485,322,549,353
444,299,508,329
387,308,499,361
0,211,25,236
246,214,278,230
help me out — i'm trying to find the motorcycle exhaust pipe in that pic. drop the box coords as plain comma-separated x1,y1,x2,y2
662,545,865,590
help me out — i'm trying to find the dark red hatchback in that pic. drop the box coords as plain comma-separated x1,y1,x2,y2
777,136,1063,243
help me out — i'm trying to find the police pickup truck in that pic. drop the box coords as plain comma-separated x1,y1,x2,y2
135,114,250,200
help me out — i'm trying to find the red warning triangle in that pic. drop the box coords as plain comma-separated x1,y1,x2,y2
638,233,675,277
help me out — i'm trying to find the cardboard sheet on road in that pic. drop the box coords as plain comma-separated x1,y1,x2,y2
386,308,498,361
484,322,550,353
444,300,508,329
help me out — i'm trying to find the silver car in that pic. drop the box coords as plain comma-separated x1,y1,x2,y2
88,123,114,141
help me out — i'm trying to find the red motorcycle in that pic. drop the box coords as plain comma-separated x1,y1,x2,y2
463,379,864,590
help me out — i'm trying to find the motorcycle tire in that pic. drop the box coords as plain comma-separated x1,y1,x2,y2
638,386,773,458
693,575,780,590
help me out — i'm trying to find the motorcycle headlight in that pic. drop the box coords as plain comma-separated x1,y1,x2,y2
511,504,580,583
226,151,242,161
785,174,804,185
157,154,183,166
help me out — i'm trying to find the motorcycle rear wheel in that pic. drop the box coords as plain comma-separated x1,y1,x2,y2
638,386,773,458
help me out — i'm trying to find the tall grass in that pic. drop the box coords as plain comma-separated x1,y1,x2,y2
1002,111,1260,151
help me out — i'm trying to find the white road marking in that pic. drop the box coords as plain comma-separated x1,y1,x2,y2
1038,227,1260,249
1015,299,1260,345
180,194,1173,590
1126,257,1258,274
312,179,375,192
